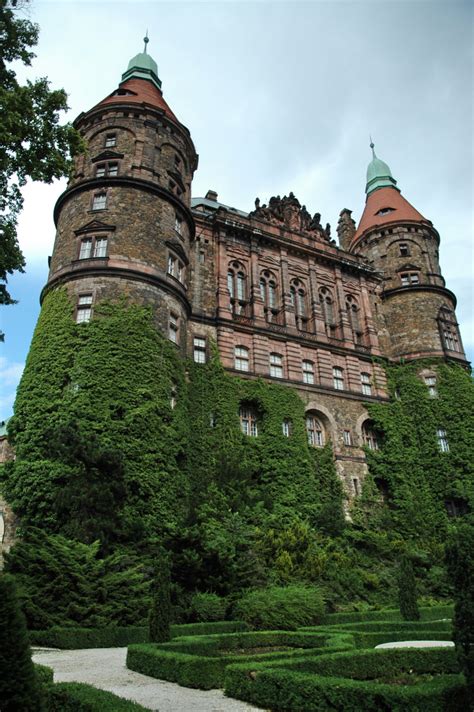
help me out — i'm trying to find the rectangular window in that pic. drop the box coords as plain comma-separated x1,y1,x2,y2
361,372,372,396
333,366,344,390
270,353,283,378
92,192,107,211
353,478,360,495
193,337,206,364
79,239,92,259
240,408,258,437
169,314,179,343
302,360,314,384
76,294,92,323
437,428,449,453
235,346,249,372
107,162,118,176
96,164,106,178
399,243,409,257
343,430,352,446
175,215,183,234
237,273,245,301
105,133,116,147
167,254,176,276
282,419,292,437
401,272,419,286
424,375,437,397
93,237,108,258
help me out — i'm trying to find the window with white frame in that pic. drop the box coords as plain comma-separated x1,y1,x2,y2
437,428,449,452
170,384,177,410
76,294,93,323
104,133,116,148
239,405,258,437
302,360,314,384
169,313,179,343
234,346,249,372
362,421,380,450
96,162,118,178
424,375,437,397
306,414,324,447
193,337,206,363
400,272,419,286
79,236,108,259
92,192,107,211
282,419,292,437
361,372,372,396
167,253,185,283
333,366,344,390
269,353,283,378
175,214,183,235
343,429,352,446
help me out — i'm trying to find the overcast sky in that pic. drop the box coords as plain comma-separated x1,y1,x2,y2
1,0,473,420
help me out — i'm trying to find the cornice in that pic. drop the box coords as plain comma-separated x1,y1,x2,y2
381,283,457,307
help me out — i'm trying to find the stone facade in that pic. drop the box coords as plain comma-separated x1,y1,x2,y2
2,51,468,562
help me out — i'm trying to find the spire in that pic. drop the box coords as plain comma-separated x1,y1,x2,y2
121,35,162,91
365,141,399,196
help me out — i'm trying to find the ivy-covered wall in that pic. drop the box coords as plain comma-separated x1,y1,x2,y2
2,292,473,613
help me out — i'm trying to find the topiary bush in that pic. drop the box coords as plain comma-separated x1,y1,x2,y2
234,585,325,630
398,555,420,621
149,553,172,643
190,592,227,622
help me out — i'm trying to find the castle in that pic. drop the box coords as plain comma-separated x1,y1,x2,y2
0,43,468,558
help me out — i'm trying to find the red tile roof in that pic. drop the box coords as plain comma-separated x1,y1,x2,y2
353,187,429,245
92,78,179,124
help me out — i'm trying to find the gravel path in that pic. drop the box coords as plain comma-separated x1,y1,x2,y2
32,647,261,712
375,640,454,649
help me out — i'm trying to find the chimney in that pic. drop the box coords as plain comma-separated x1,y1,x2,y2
205,190,218,202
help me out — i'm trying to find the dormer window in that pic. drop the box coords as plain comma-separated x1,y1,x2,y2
96,162,118,178
104,133,116,148
376,207,395,216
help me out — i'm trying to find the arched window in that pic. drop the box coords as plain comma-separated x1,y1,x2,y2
362,420,380,450
234,345,249,372
438,307,461,353
260,270,278,313
239,405,258,437
227,261,247,310
306,413,325,447
290,279,307,330
346,295,362,344
319,287,335,335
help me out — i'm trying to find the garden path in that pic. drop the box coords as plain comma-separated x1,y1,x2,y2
33,647,261,712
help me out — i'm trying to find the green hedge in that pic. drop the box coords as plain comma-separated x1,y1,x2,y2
319,604,453,625
304,619,451,633
127,631,353,689
30,620,249,649
225,647,468,711
47,682,149,711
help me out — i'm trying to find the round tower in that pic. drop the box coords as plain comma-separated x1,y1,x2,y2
350,144,466,363
44,39,198,350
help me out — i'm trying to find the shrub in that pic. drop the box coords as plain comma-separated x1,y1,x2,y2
190,592,227,622
149,554,172,643
234,585,324,630
398,555,420,621
0,574,42,711
446,517,474,706
47,682,149,710
319,604,453,625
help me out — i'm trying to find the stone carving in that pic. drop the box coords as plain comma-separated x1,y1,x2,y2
249,194,330,240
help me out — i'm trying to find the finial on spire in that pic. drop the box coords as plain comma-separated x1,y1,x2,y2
143,30,149,54
369,135,376,159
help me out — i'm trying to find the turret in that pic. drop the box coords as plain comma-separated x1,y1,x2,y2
44,38,198,351
350,143,466,363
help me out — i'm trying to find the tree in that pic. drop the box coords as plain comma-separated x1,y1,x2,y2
398,554,420,621
149,552,172,643
446,517,474,704
0,0,82,336
0,573,42,711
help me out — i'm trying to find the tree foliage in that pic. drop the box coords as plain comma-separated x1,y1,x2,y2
149,552,172,643
0,0,81,330
398,555,420,621
0,573,41,711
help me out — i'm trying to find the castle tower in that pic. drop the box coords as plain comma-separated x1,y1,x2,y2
44,38,198,350
349,144,466,363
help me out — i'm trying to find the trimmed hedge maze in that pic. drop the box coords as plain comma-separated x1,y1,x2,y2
126,631,353,689
225,647,467,712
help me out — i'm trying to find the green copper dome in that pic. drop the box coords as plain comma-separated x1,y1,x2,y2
365,143,399,195
121,36,162,90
